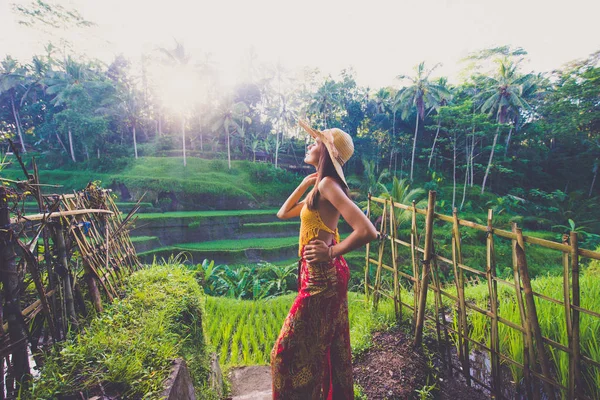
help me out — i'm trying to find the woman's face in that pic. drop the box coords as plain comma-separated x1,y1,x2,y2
304,138,321,167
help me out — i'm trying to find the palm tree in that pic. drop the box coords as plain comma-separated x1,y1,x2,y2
309,79,341,126
45,56,94,162
395,62,447,181
212,100,250,169
379,176,426,225
158,41,194,166
427,77,453,169
476,59,534,193
0,56,28,152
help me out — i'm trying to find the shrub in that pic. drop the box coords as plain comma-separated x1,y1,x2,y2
28,265,217,399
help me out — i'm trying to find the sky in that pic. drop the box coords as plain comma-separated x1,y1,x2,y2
1,0,599,89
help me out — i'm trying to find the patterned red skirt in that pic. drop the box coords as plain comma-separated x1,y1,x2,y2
270,249,354,399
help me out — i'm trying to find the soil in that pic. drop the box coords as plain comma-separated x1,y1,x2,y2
353,327,489,400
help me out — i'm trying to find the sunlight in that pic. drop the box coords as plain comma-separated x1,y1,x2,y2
156,64,203,116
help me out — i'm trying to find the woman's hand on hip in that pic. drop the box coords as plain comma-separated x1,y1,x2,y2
304,239,331,263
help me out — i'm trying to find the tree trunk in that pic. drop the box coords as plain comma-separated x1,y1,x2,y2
275,130,280,169
182,117,186,167
10,95,26,153
504,126,513,157
410,114,420,181
589,161,598,197
68,128,76,162
452,131,457,209
428,115,442,170
0,188,31,394
56,132,68,154
199,115,203,152
53,223,78,328
481,124,501,194
133,124,138,159
226,125,231,170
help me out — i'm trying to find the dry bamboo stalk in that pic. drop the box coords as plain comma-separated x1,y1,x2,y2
414,191,436,346
365,194,372,300
570,231,581,399
486,210,501,398
411,200,419,325
516,228,556,400
452,209,471,385
370,196,600,260
389,199,400,320
373,199,387,310
561,234,575,400
511,223,536,400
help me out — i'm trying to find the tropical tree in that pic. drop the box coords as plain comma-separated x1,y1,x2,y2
45,57,110,162
0,56,28,152
476,58,534,193
427,77,453,169
379,176,426,225
212,99,250,169
395,62,449,181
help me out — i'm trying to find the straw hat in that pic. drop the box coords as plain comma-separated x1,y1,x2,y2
299,119,354,188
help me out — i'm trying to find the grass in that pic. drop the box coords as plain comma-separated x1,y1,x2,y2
1,156,300,208
129,235,159,243
27,264,218,399
203,291,397,370
136,209,278,220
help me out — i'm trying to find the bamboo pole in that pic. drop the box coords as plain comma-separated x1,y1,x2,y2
414,191,436,346
515,228,556,400
52,222,78,328
0,187,30,393
365,193,372,300
511,223,536,400
561,233,575,400
452,209,471,385
373,199,387,311
411,200,419,326
389,199,401,320
370,196,600,261
486,209,501,398
570,231,581,399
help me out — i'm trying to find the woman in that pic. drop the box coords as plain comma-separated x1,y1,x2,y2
271,120,378,400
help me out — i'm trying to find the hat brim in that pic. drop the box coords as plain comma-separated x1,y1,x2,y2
298,120,349,188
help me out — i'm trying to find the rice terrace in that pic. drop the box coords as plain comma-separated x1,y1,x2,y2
1,0,600,399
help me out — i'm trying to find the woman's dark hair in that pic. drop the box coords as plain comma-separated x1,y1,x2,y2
306,141,349,210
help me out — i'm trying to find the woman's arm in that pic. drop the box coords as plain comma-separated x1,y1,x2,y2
304,177,377,263
276,173,317,219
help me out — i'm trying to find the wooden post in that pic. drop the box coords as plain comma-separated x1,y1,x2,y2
570,231,581,399
373,199,388,310
562,234,574,400
452,209,470,385
411,200,419,326
511,223,536,400
515,228,555,400
486,209,501,398
52,221,78,328
389,200,401,320
414,191,436,346
365,193,372,300
0,187,30,393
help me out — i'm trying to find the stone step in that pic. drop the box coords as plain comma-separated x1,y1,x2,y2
229,366,272,400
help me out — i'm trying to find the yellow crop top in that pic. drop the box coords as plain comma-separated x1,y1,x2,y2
299,204,341,257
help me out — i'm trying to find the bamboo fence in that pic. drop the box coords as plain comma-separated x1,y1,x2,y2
365,191,600,400
0,146,141,398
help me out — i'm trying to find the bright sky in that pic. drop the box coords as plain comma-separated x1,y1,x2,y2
1,0,599,88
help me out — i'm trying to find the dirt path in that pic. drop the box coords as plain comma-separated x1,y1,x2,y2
228,365,272,400
227,329,487,399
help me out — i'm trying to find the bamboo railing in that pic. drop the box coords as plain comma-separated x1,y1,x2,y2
365,191,600,400
0,147,141,398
